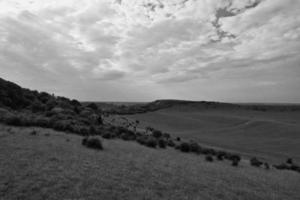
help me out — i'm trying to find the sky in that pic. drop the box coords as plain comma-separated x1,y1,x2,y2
0,0,300,103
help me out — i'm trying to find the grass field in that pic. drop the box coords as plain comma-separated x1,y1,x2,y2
123,106,300,163
1,124,299,200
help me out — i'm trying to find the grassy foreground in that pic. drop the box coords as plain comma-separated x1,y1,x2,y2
0,124,299,200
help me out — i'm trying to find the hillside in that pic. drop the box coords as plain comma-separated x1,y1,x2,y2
123,105,300,163
1,125,299,200
1,77,300,199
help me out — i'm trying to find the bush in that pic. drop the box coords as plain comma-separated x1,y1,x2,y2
189,142,201,153
89,126,97,135
264,162,270,170
273,163,290,170
217,151,226,160
179,142,190,153
167,139,175,147
83,137,103,150
163,133,170,139
250,157,263,167
136,136,148,145
217,154,224,161
102,132,115,139
158,139,167,148
5,115,23,126
82,137,88,145
152,130,162,138
229,154,241,162
30,130,37,135
176,137,181,141
205,155,214,162
286,158,293,164
290,164,300,173
120,132,136,141
201,148,216,155
232,160,239,167
145,137,157,148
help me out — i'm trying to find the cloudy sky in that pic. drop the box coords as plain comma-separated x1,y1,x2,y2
0,0,300,103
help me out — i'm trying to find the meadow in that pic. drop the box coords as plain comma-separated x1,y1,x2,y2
123,105,300,163
0,125,299,200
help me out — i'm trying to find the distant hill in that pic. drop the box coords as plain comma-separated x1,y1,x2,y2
100,99,300,115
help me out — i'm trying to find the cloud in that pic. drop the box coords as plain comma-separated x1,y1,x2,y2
0,0,299,102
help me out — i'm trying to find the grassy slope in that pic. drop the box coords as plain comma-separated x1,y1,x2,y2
0,125,300,200
124,106,300,163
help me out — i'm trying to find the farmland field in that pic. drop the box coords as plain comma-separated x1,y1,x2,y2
123,105,300,163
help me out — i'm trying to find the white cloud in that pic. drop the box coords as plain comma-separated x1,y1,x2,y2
0,0,299,102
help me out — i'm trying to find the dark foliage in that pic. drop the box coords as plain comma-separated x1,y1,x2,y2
152,130,162,138
189,142,201,153
82,137,88,146
87,103,98,111
179,142,190,153
82,137,103,150
176,137,181,141
162,133,170,139
30,130,37,135
286,158,293,164
102,132,114,139
232,160,239,167
167,139,175,147
158,139,167,148
264,163,270,170
205,155,214,162
250,157,263,167
145,137,158,148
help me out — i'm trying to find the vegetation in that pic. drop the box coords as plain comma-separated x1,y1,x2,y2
82,137,103,150
1,125,299,200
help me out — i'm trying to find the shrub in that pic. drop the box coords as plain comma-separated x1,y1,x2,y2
217,154,224,161
158,139,167,148
44,133,50,137
5,115,23,126
176,137,181,141
120,132,136,141
229,154,241,162
216,151,226,160
102,132,113,139
30,130,37,135
152,130,162,138
250,157,263,167
232,160,239,167
89,126,97,135
82,137,88,145
163,133,170,139
286,158,293,164
83,137,103,150
145,137,157,148
290,164,300,173
167,139,175,147
264,163,270,170
201,148,216,155
137,136,148,145
87,103,98,111
189,142,200,153
205,155,214,162
179,142,190,153
273,163,290,170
